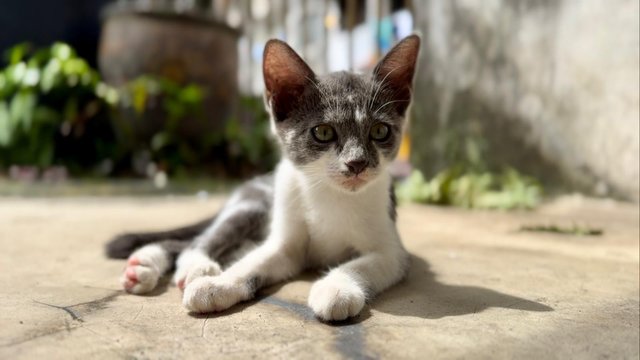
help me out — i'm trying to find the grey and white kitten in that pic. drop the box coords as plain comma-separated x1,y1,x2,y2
107,35,420,321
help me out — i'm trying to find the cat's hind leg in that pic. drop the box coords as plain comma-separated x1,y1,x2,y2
121,240,187,294
173,177,273,291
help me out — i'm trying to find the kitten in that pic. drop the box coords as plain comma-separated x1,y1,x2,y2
106,35,420,321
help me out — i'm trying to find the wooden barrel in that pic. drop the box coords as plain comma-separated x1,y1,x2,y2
98,5,240,142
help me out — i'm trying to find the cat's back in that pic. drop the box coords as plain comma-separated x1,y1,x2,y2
233,174,275,208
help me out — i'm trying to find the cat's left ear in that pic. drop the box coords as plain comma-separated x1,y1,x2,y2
263,39,316,122
372,35,421,116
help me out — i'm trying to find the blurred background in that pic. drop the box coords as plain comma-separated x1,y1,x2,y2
0,0,638,207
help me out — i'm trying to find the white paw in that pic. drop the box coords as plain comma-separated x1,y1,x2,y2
121,245,168,294
183,261,222,290
173,250,221,290
182,275,251,313
308,275,366,321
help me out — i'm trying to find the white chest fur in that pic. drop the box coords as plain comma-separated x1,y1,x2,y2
275,159,397,267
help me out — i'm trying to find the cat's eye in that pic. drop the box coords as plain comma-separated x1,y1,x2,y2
370,123,390,141
312,124,336,143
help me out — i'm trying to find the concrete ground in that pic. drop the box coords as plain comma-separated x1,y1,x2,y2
0,194,638,359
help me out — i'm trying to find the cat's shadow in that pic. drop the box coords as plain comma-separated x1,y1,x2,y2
373,254,553,319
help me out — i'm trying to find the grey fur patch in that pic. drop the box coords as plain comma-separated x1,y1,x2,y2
157,240,192,270
246,276,262,297
388,185,397,222
192,175,274,266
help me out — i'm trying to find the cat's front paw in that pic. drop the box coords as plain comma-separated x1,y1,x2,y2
182,275,251,313
173,258,222,291
308,276,366,321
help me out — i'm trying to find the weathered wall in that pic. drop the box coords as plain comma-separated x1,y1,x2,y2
411,0,639,200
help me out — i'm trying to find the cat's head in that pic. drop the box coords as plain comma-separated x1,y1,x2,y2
263,35,420,193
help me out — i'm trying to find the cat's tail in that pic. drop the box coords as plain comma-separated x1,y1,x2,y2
105,216,216,259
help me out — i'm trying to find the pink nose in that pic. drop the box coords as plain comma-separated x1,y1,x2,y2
345,160,367,175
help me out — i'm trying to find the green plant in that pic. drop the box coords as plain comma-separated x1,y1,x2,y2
396,167,542,210
110,75,208,174
224,96,278,174
0,42,114,169
0,42,276,177
113,81,277,176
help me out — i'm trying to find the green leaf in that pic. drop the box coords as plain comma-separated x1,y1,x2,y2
40,58,62,93
10,91,36,131
51,42,74,61
151,132,171,151
132,82,148,115
179,85,204,104
10,62,27,84
5,43,30,64
0,101,12,146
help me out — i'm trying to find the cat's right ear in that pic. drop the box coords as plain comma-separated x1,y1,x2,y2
372,35,420,116
263,40,316,121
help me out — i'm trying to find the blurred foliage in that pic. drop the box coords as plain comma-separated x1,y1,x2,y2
224,96,278,174
520,224,603,236
109,75,209,175
0,42,113,170
398,114,543,209
396,167,542,210
0,42,276,177
112,81,276,177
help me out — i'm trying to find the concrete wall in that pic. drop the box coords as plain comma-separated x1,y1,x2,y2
410,0,639,200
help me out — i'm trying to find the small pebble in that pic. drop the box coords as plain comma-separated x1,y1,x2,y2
154,171,168,189
196,190,209,202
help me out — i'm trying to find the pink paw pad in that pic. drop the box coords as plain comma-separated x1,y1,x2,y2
122,267,139,291
125,267,138,281
177,278,186,291
123,279,136,290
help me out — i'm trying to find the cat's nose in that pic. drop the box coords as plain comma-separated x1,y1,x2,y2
345,160,368,175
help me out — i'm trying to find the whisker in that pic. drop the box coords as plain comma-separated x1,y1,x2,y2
374,99,410,115
304,75,328,99
368,64,408,111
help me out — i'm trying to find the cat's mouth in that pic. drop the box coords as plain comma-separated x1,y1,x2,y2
339,175,368,191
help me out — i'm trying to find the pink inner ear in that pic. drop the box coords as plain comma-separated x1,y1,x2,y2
374,35,420,87
371,36,420,115
263,40,315,95
262,40,316,120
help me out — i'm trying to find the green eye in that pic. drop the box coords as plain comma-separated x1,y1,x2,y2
370,123,390,141
312,124,336,143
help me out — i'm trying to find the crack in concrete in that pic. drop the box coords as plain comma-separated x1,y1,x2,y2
66,291,122,312
32,300,84,322
201,315,210,338
31,291,122,323
132,304,144,322
0,291,125,348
